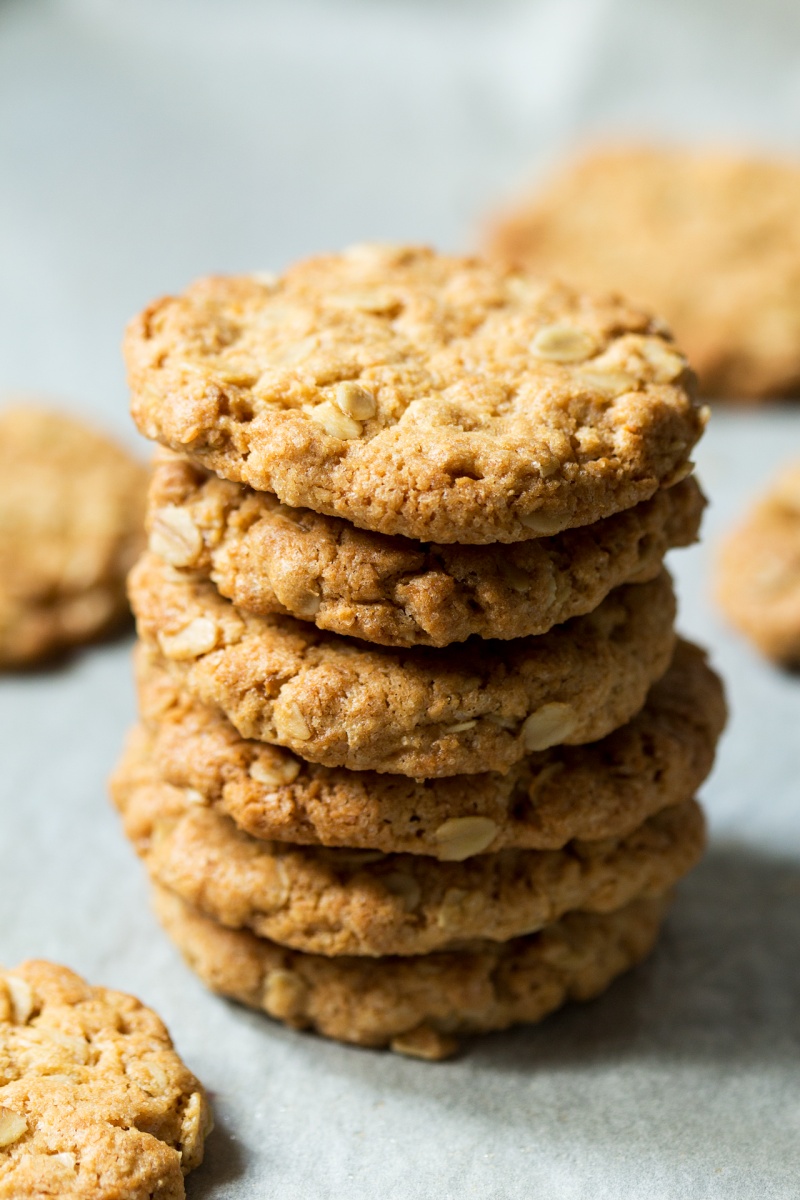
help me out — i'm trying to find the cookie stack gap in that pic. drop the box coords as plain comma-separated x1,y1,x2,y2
115,244,724,1059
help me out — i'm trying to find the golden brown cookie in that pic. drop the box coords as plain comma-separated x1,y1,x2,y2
110,738,705,957
717,464,800,664
0,405,147,667
135,639,725,859
128,552,677,777
486,147,800,401
148,450,703,647
154,885,669,1058
125,245,705,543
0,960,211,1199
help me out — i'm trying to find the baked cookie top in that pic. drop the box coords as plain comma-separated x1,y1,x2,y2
148,450,703,646
135,639,725,858
0,405,148,667
717,464,800,664
486,147,800,402
0,960,211,1200
129,551,676,777
125,245,705,543
111,737,705,957
154,885,669,1059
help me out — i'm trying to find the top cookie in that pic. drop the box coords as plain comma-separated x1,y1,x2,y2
486,147,800,402
125,245,705,544
0,960,211,1200
0,405,148,667
717,464,800,665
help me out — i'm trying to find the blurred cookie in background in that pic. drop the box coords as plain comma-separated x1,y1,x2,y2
484,146,800,402
717,464,800,666
0,403,148,668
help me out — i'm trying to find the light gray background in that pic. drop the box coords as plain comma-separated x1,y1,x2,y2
1,2,798,1197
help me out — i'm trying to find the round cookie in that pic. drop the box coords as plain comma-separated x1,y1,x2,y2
485,147,800,401
0,405,148,667
125,245,705,544
128,552,677,777
110,741,705,957
135,639,725,859
717,464,800,665
148,450,704,647
154,885,669,1059
0,960,211,1199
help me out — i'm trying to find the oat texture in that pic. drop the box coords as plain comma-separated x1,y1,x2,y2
717,463,800,664
125,245,705,543
154,885,669,1057
0,960,211,1199
486,147,800,401
0,405,148,667
129,552,677,776
148,450,703,646
135,639,725,858
110,737,704,956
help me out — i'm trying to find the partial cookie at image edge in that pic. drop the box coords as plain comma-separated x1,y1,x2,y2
0,404,148,668
485,146,800,401
717,464,800,665
0,960,211,1200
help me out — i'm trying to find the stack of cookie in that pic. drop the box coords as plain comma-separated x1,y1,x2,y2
112,245,725,1059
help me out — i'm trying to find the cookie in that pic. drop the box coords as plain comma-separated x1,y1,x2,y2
128,552,677,777
125,245,705,544
135,638,725,859
486,147,800,401
0,960,211,1199
148,450,703,647
153,884,669,1058
717,464,800,664
110,737,704,956
0,405,147,667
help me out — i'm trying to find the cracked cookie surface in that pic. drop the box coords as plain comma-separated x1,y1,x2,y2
148,450,703,647
486,147,800,401
0,405,147,667
154,885,669,1058
110,738,705,957
129,552,677,777
125,245,704,543
0,960,211,1200
717,464,800,664
134,639,724,858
